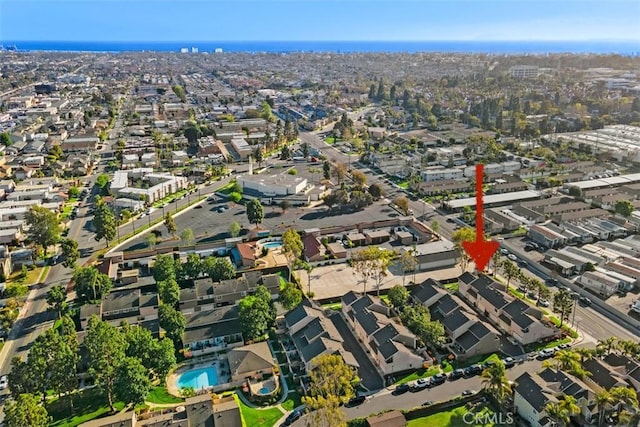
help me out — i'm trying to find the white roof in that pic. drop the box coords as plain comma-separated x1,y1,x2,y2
446,191,540,209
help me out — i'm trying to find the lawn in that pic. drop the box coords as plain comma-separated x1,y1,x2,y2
147,385,183,404
407,405,500,427
453,352,501,369
397,181,409,189
234,394,283,427
322,302,342,311
324,137,336,144
395,365,441,385
524,336,572,353
281,390,303,411
61,203,75,220
7,265,45,286
48,388,126,427
443,282,459,293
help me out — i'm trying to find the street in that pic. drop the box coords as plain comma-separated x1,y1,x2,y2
288,355,545,426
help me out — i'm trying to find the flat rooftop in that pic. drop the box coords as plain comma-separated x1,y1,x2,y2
446,190,541,209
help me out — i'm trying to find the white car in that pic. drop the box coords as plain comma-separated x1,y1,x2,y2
0,375,8,390
508,254,518,262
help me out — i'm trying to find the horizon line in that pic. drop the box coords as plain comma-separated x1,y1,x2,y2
3,39,640,43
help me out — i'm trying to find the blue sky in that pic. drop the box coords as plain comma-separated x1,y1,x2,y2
1,0,639,41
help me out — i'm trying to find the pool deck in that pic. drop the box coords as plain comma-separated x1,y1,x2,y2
167,356,231,396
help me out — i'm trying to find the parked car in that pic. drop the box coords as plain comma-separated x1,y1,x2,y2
449,369,465,380
537,298,550,307
545,278,558,286
411,378,430,391
345,395,366,407
464,364,482,377
517,259,528,267
500,248,509,255
537,349,555,360
503,357,516,368
283,408,306,426
393,383,410,395
423,401,435,406
508,254,518,261
0,375,8,390
558,343,571,350
579,296,592,306
461,390,476,396
430,373,447,386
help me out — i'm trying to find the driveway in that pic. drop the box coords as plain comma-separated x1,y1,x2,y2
329,313,384,392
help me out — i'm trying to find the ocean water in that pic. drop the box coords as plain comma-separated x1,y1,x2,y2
2,40,639,55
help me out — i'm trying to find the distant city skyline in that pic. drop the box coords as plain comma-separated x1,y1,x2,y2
1,0,639,43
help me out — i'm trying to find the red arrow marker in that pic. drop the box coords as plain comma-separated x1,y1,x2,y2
462,164,499,272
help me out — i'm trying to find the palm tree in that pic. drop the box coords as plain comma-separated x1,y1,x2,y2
481,361,512,401
574,347,595,364
595,390,613,427
597,337,618,355
501,259,519,295
546,395,581,427
610,386,639,413
490,250,501,276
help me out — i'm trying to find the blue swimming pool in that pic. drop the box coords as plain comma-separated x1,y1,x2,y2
263,241,282,250
177,366,219,390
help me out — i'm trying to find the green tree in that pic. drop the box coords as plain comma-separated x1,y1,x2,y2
0,132,12,146
95,174,110,193
152,338,177,379
246,199,264,224
279,282,302,310
25,205,61,255
4,393,50,427
452,226,476,272
183,253,203,280
500,259,520,294
543,350,588,379
164,212,177,235
303,354,359,409
85,316,127,411
387,285,410,309
203,257,236,281
93,199,117,246
615,200,634,218
60,238,79,269
114,357,151,405
553,289,575,327
153,254,176,283
371,248,393,296
481,360,512,401
430,220,440,235
351,247,381,294
393,195,409,215
399,250,417,286
280,199,291,214
146,233,157,249
332,162,347,184
180,227,195,245
323,160,331,180
172,85,187,103
229,221,241,238
545,395,581,427
74,266,112,303
368,183,383,199
46,285,67,318
351,170,367,187
238,285,274,341
68,186,80,198
158,278,180,306
282,228,303,281
159,305,186,347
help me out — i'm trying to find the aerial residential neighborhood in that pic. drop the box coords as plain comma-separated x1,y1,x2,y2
0,35,640,427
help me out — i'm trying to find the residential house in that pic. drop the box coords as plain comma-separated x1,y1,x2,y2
366,411,407,427
78,394,241,427
459,274,556,345
182,305,244,356
403,240,458,271
179,271,271,314
341,292,424,375
227,342,276,383
78,289,159,335
528,224,567,249
284,301,359,376
514,369,597,427
302,234,326,262
578,270,629,297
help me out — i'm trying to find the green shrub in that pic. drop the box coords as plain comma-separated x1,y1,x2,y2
287,168,298,175
228,192,242,203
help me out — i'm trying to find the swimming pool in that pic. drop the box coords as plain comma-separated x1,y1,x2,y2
262,241,282,250
177,366,219,390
